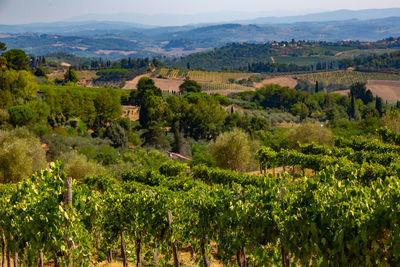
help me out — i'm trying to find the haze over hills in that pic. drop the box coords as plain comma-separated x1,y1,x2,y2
1,8,400,59
65,8,400,26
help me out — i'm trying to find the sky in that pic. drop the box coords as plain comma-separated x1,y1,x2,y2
0,0,400,25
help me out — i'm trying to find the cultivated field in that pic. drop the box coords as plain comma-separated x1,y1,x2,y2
295,71,400,88
157,68,252,83
333,80,400,102
367,80,400,102
123,68,255,93
123,68,400,98
254,76,298,88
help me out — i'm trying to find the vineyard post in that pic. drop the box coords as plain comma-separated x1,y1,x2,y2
64,177,73,267
280,188,290,267
136,238,142,267
168,210,180,267
13,252,17,267
120,231,128,267
38,251,44,267
107,248,113,263
1,232,5,267
153,241,159,267
200,238,210,267
53,255,60,267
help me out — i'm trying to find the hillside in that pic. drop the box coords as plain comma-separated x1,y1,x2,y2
2,17,400,59
168,40,400,70
123,68,400,100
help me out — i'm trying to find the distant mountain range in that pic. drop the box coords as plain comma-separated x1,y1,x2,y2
0,8,400,59
235,8,400,25
67,8,400,27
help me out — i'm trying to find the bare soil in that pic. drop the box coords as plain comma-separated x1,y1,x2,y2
122,106,139,121
332,80,400,102
366,80,400,102
123,74,151,90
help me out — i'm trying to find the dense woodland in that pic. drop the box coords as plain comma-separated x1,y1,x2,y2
2,39,400,266
168,38,400,72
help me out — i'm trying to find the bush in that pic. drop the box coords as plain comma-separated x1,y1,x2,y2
104,122,128,148
0,109,9,125
209,128,256,171
287,122,332,149
191,143,216,167
122,149,169,171
94,145,119,166
60,151,105,180
8,105,38,126
0,128,46,183
159,161,187,176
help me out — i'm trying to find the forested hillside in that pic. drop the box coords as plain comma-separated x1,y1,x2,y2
168,38,400,71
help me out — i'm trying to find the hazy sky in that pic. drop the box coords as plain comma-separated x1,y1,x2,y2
1,0,400,24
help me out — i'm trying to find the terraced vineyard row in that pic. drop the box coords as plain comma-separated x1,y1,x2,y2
158,67,253,83
295,70,400,87
199,82,254,92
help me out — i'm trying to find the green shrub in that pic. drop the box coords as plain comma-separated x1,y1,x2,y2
8,105,38,126
60,151,105,180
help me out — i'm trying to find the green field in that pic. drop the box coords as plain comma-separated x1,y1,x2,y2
38,84,129,98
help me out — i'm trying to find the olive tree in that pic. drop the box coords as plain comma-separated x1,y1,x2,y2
209,128,256,172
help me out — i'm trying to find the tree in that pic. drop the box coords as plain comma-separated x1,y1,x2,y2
0,69,38,106
183,97,226,140
94,89,122,125
142,121,170,150
0,55,6,69
375,96,384,117
0,42,6,51
59,151,105,180
179,80,202,94
381,109,400,133
348,94,356,120
209,128,254,172
0,128,46,183
287,122,332,149
2,49,29,70
315,81,319,93
8,105,38,126
63,68,79,84
34,67,47,78
104,122,128,148
139,91,165,129
137,77,162,104
349,82,373,105
291,102,309,121
191,143,216,167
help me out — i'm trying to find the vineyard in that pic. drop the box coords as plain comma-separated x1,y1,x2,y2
1,127,400,266
199,82,253,92
157,68,253,83
295,70,400,88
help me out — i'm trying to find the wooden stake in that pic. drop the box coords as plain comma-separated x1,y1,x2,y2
1,232,5,267
38,251,44,267
168,210,180,267
120,231,127,267
64,177,73,267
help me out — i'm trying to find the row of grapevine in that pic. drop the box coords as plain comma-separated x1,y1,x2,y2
2,135,400,266
199,82,253,91
157,68,253,83
295,71,400,87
